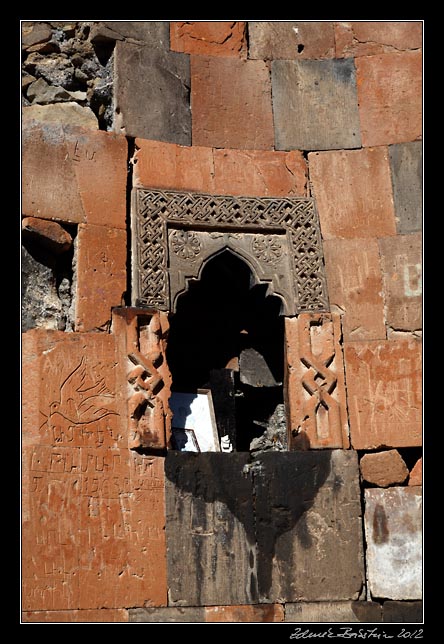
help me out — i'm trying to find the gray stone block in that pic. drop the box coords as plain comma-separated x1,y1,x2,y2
364,488,422,600
114,41,191,144
272,59,361,151
255,451,364,602
389,142,422,233
165,450,364,606
382,601,423,623
165,452,256,606
284,601,382,623
129,607,205,623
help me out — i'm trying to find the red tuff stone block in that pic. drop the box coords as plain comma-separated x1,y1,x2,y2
360,449,409,487
191,56,274,150
323,238,386,342
379,233,422,332
309,147,396,240
22,609,129,622
345,339,422,449
75,224,127,332
170,22,247,58
213,149,308,197
409,457,422,486
21,330,168,611
112,307,172,451
335,21,423,58
133,139,215,193
205,604,284,622
356,51,422,147
285,313,349,450
133,139,308,197
22,121,127,228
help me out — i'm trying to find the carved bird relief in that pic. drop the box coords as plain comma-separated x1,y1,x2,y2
45,356,117,427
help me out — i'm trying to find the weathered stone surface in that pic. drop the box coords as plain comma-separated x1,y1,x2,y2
22,121,127,228
165,451,363,605
345,340,422,449
129,607,205,623
165,452,256,606
213,149,308,197
389,142,423,234
249,21,335,60
90,21,169,48
285,313,349,449
23,103,98,129
191,56,274,150
356,51,422,147
133,138,308,197
75,224,126,332
408,458,422,486
114,41,191,144
284,601,382,623
22,609,129,622
323,239,386,341
364,487,422,600
22,330,168,610
379,233,422,331
360,450,409,487
22,216,72,254
335,21,423,58
170,21,247,57
309,147,396,239
254,451,364,602
382,601,423,623
205,604,284,622
272,59,361,151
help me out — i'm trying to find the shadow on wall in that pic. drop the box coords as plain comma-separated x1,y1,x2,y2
164,451,332,601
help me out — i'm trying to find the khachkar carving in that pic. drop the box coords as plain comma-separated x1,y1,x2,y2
132,189,329,314
112,307,172,451
285,313,350,449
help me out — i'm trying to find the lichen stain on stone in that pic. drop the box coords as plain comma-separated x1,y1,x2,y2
372,503,389,544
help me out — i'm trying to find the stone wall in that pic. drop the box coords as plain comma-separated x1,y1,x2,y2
21,21,422,624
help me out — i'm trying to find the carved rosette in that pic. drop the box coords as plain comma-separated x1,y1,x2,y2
252,235,283,265
170,230,202,261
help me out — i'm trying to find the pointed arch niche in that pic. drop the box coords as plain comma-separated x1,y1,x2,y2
131,188,331,452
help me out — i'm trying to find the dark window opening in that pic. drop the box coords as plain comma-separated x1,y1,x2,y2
167,250,287,453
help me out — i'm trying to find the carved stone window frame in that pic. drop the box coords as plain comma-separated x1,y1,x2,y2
132,188,329,315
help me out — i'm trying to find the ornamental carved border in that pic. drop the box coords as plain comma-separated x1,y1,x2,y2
132,189,329,313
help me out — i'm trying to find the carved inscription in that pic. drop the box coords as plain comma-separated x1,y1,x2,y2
132,189,329,313
37,337,121,449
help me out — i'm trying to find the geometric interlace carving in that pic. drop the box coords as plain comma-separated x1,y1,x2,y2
133,188,329,313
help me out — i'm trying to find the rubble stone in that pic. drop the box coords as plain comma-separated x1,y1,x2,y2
360,450,409,487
